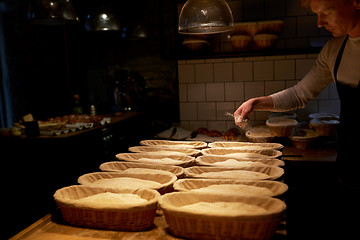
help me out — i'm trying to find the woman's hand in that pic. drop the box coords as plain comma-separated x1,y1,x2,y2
233,96,274,127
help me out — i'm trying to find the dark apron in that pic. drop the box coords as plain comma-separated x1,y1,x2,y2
333,35,360,188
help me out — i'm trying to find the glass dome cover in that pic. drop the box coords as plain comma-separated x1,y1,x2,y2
178,0,234,34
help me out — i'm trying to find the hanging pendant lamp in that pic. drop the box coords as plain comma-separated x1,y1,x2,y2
178,0,234,34
85,11,121,31
28,0,79,25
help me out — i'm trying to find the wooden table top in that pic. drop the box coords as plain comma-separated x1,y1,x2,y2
10,210,286,240
10,210,181,240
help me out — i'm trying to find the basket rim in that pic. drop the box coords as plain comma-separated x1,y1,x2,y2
54,185,160,211
184,165,284,180
201,148,282,159
128,146,201,157
208,141,284,150
173,179,288,197
196,155,285,167
99,161,185,176
140,139,207,149
159,192,286,220
77,171,177,191
115,152,195,167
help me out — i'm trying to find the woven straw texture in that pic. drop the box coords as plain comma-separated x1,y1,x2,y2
159,192,286,240
195,155,285,167
140,139,207,149
77,171,177,194
99,161,185,178
128,146,201,157
208,142,283,150
173,179,288,197
115,152,195,167
201,148,282,159
184,166,284,181
54,185,160,231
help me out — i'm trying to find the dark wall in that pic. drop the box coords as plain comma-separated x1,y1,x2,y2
1,0,179,127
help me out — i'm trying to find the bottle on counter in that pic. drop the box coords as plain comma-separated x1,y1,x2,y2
90,105,96,116
73,94,84,115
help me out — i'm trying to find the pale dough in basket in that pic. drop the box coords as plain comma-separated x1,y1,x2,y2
181,201,268,215
193,184,273,196
224,152,268,158
156,144,194,148
91,177,162,189
213,159,258,167
74,192,147,208
139,157,183,164
198,170,269,180
144,150,185,155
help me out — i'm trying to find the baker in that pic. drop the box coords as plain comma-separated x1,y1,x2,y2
234,0,359,238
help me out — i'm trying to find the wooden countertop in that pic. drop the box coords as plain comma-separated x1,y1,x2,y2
10,210,286,240
282,146,337,162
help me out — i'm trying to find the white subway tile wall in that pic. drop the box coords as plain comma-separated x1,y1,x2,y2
178,54,340,131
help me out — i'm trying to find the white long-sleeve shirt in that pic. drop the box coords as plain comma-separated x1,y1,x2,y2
271,35,360,111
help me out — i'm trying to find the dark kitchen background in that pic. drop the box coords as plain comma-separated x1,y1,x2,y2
0,0,179,129
0,0,337,239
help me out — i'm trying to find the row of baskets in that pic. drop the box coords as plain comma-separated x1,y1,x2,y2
246,112,339,148
54,139,288,240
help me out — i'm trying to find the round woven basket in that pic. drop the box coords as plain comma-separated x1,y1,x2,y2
159,192,286,240
266,118,298,137
54,185,160,231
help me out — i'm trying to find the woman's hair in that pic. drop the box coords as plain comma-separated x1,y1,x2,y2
299,0,311,10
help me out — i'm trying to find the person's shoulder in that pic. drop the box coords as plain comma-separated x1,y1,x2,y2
325,35,346,46
319,35,347,59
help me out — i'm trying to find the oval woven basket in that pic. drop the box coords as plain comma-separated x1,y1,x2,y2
140,139,207,149
78,171,177,194
184,166,284,181
208,141,284,150
128,146,201,157
100,161,185,178
196,155,285,167
201,148,282,159
115,152,195,168
173,179,288,198
54,185,160,231
159,192,286,240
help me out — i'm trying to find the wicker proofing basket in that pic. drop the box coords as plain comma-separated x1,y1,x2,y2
140,139,207,149
54,185,160,231
77,171,177,194
128,146,201,157
245,126,274,143
184,166,284,181
99,161,185,178
208,142,284,150
173,179,288,198
158,192,286,240
201,148,282,159
115,152,195,168
266,118,298,137
196,155,285,167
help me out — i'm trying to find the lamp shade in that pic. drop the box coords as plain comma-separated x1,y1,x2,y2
178,0,234,34
85,12,121,31
28,0,79,25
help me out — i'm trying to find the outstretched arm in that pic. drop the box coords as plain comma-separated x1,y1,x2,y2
233,96,274,127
